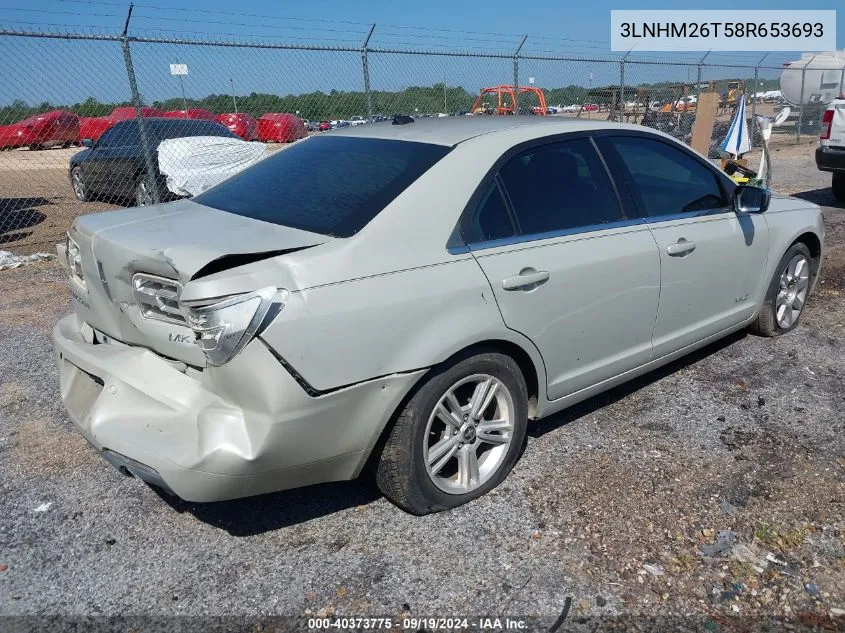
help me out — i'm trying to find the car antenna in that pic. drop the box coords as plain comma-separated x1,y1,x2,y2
392,114,415,125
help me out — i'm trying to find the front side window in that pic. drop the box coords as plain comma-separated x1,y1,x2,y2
610,136,728,218
497,137,624,236
96,122,137,147
195,136,451,237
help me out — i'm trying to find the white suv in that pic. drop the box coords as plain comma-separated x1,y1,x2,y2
816,96,845,202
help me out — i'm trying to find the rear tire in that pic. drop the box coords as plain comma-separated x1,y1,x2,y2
376,350,528,515
750,242,812,337
70,166,90,202
833,173,845,203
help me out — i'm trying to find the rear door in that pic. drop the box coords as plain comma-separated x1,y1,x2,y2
600,133,769,358
462,135,661,401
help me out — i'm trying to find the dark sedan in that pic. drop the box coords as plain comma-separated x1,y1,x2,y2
70,118,236,205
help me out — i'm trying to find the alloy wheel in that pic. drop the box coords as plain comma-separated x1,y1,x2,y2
71,169,85,200
423,374,515,494
136,179,153,206
775,254,810,329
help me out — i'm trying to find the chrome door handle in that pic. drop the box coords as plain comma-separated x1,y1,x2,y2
502,269,550,291
667,238,696,257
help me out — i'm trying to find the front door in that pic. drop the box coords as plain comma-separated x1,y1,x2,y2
462,136,661,401
605,134,770,358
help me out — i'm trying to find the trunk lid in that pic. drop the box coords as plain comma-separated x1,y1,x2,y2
67,199,330,365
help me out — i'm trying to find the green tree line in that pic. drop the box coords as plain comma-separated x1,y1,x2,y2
0,77,781,124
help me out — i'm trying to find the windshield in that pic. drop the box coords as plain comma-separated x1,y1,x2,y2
194,136,451,237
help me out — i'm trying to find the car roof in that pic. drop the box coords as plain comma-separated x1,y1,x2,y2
327,116,644,147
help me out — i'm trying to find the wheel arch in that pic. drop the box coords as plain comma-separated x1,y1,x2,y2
790,231,822,278
361,336,545,476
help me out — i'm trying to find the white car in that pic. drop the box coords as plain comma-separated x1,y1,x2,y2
349,116,367,126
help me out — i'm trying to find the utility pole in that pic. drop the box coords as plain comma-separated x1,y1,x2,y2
231,78,237,113
443,74,447,114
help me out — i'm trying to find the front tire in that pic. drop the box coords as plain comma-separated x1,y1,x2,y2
751,242,812,337
135,174,156,207
833,173,845,203
376,350,528,515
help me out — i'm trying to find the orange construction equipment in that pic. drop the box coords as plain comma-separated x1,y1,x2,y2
471,85,548,115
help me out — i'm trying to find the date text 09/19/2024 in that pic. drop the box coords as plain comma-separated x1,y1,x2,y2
307,617,529,630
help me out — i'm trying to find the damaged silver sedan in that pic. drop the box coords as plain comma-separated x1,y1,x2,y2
54,117,825,514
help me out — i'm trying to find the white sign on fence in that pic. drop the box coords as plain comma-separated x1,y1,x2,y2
170,64,188,76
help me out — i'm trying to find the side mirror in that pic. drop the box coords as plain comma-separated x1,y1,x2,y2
81,138,94,148
733,185,770,214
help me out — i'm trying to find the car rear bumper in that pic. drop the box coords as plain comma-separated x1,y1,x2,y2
816,146,845,173
53,313,423,502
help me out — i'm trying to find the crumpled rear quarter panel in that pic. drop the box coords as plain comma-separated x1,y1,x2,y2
260,258,514,392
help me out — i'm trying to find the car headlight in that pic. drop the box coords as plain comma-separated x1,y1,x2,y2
179,286,282,366
66,233,85,288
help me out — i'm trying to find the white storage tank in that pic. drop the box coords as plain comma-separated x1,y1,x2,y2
780,51,845,106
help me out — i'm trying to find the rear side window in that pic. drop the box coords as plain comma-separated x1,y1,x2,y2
148,120,235,141
460,180,516,243
498,137,624,236
610,136,727,217
195,136,450,237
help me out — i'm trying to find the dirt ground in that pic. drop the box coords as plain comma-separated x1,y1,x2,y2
0,143,843,632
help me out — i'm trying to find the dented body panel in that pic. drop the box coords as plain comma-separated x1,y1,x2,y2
54,313,424,501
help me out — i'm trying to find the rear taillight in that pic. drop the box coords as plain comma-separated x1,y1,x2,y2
820,109,834,140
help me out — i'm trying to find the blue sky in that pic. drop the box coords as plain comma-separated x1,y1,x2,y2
0,0,842,107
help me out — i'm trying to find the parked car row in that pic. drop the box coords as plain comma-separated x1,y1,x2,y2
2,107,314,149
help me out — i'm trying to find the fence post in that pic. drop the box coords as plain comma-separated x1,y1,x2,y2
750,53,768,149
513,36,527,115
796,65,807,142
696,51,710,106
120,4,159,204
618,51,630,123
840,68,844,98
361,24,375,120
751,66,759,147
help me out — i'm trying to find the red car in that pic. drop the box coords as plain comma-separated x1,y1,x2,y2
582,103,600,112
76,107,166,144
214,113,258,141
0,109,79,150
77,116,113,143
318,120,332,131
162,108,216,121
257,113,308,143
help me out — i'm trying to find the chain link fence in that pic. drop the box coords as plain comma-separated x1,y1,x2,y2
1,26,843,254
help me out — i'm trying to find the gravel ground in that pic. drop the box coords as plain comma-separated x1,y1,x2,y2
0,145,844,632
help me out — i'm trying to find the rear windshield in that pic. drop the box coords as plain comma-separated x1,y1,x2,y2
194,136,451,237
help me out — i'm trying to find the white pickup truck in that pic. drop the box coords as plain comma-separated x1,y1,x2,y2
816,97,845,202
